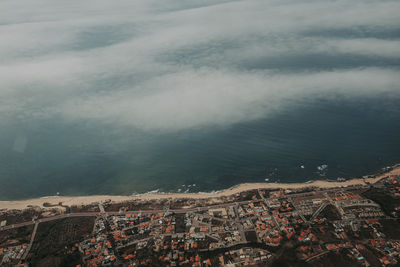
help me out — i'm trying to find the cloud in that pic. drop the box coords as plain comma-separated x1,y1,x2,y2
58,67,400,130
0,0,399,130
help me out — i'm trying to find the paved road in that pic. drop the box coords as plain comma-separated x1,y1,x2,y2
98,203,105,213
325,192,345,215
0,199,258,231
0,185,368,232
309,202,329,222
287,196,308,224
0,213,98,231
20,222,38,261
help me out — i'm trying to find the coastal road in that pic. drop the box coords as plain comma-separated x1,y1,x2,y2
0,199,257,231
0,213,98,231
0,184,368,232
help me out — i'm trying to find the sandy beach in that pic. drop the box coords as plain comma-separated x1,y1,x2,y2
1,165,400,210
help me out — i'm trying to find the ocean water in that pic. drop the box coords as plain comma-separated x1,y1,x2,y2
1,95,399,200
1,0,400,200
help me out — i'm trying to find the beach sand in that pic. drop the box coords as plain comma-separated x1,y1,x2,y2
1,165,399,210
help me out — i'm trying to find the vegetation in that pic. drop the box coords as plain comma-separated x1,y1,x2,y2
27,217,95,267
362,188,400,216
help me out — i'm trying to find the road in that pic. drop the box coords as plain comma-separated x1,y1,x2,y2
309,202,329,222
0,198,259,231
20,222,38,261
0,184,367,232
287,196,308,224
0,213,97,231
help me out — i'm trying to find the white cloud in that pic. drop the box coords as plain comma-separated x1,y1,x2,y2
321,38,400,58
59,67,400,130
0,0,399,130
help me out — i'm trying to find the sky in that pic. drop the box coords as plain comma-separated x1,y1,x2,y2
0,0,400,132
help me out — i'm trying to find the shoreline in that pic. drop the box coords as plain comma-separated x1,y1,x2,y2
1,165,400,210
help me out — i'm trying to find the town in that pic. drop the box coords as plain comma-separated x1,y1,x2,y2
2,173,400,266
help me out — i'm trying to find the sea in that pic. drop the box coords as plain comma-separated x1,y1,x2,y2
1,0,400,201
1,95,400,200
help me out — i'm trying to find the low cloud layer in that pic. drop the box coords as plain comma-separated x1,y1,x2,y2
1,0,399,131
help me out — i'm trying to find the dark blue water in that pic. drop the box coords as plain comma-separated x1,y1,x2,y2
1,0,400,201
1,94,399,200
